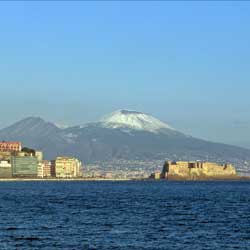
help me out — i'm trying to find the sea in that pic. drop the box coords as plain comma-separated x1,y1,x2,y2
0,180,250,250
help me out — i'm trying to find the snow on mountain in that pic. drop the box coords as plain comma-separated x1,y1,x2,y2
1,111,250,172
54,123,69,129
100,110,175,133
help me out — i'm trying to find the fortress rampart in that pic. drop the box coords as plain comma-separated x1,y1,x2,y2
161,161,237,180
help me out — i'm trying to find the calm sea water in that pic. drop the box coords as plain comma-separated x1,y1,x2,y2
0,181,250,250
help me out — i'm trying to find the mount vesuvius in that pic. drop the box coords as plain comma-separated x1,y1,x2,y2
0,110,249,172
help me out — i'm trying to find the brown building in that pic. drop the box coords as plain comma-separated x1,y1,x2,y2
51,160,56,177
0,142,22,152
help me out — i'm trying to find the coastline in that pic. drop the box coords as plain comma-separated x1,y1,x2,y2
0,177,249,182
0,178,132,182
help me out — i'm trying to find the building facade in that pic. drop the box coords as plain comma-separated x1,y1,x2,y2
11,156,38,177
37,160,52,178
0,142,22,152
55,157,82,178
0,160,12,178
0,151,12,161
35,151,43,162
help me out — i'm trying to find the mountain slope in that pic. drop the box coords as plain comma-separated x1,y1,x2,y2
0,117,68,159
1,117,60,137
63,124,250,167
0,111,249,172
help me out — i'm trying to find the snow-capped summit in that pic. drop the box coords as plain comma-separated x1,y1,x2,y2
100,109,175,133
54,123,69,129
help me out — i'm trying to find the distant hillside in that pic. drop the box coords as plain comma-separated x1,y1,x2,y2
0,110,250,172
0,117,68,159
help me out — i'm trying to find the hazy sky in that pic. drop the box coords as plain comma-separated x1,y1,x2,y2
0,2,250,148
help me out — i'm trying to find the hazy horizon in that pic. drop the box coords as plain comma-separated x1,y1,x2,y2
1,2,250,148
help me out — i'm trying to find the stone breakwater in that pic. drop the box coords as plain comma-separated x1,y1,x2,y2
161,161,237,180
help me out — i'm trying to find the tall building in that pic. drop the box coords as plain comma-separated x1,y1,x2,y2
55,157,82,178
35,151,43,162
0,142,22,152
11,156,38,177
51,160,56,177
37,160,52,178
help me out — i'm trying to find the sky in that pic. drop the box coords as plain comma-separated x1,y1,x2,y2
0,2,250,148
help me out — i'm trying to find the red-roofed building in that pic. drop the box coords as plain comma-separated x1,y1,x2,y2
0,142,22,152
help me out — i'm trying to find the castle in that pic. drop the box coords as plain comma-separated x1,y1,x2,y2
159,161,237,180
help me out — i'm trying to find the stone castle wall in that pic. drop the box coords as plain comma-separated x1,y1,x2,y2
162,161,237,180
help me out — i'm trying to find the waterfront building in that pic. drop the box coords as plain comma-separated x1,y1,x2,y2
55,157,82,178
0,160,12,178
11,155,38,177
0,151,12,161
51,160,56,177
0,142,22,152
0,160,11,168
37,163,43,178
43,160,52,177
35,151,43,162
37,160,52,178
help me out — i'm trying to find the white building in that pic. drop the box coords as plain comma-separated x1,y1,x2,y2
0,160,11,168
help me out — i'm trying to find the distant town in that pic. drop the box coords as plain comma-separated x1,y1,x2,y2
0,141,82,179
0,141,241,181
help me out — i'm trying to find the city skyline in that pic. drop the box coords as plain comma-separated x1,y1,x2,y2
0,2,250,148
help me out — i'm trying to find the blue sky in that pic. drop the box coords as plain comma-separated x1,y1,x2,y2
0,2,250,148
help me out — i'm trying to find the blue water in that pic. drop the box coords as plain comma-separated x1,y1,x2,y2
0,181,250,250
